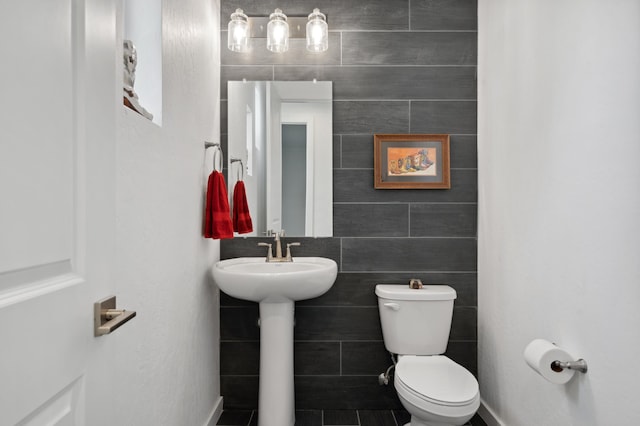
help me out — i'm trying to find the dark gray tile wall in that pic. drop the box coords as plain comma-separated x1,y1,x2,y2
219,0,477,410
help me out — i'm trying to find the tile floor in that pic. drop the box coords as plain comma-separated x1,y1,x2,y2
217,409,488,426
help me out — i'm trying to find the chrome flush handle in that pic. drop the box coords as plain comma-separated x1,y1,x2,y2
383,303,400,311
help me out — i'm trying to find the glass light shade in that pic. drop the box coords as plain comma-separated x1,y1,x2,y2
306,9,328,52
228,9,249,53
267,9,289,53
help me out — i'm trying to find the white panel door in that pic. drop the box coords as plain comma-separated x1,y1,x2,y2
0,0,118,424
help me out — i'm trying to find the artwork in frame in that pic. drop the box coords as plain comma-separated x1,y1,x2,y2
374,134,451,189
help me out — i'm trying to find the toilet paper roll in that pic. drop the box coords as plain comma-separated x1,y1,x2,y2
524,339,576,384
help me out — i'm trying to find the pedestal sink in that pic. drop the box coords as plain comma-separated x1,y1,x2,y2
212,257,338,426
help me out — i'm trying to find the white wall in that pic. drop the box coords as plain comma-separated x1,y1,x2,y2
478,1,640,425
115,0,221,424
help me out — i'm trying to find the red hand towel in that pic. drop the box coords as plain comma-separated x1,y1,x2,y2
232,180,253,234
204,170,234,239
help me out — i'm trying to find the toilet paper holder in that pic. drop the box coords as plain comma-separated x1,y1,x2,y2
551,358,588,374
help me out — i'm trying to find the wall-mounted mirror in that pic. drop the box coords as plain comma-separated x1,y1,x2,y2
227,81,333,237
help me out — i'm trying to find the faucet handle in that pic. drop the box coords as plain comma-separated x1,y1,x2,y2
257,242,273,260
285,242,301,261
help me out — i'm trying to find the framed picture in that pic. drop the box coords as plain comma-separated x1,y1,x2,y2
374,134,451,189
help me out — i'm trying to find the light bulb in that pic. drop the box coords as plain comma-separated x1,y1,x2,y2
267,9,289,53
228,9,249,53
306,8,328,53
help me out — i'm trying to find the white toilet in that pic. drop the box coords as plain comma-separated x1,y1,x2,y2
376,284,480,426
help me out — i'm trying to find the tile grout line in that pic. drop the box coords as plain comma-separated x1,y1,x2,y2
339,341,343,376
407,203,411,237
339,134,343,169
340,31,343,65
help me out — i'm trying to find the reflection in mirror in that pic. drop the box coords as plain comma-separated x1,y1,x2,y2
227,81,333,237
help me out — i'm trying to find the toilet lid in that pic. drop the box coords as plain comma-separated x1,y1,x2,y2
395,356,478,406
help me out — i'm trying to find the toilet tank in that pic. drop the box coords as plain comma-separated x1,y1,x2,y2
376,284,456,355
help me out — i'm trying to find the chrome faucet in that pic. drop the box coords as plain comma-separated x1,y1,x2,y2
258,230,300,262
274,230,284,259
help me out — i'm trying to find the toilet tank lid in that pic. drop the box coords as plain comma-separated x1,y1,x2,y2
375,284,456,301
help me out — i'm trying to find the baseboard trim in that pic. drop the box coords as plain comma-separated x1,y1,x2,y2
204,396,224,426
479,399,504,426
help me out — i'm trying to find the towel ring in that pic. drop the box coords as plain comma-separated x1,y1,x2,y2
230,157,244,181
213,147,223,172
204,141,223,172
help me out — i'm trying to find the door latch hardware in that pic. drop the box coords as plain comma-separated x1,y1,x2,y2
94,296,136,337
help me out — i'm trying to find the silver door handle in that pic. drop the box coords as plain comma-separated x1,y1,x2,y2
94,296,136,336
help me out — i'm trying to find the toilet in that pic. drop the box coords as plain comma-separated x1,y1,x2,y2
376,284,480,426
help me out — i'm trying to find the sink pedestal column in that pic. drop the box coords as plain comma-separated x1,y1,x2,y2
258,300,295,426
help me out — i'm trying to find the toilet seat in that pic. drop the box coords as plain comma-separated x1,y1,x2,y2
395,355,479,407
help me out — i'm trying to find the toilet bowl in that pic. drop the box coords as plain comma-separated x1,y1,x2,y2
375,284,480,426
394,355,479,426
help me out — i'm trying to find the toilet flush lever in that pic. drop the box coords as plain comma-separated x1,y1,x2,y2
383,303,400,311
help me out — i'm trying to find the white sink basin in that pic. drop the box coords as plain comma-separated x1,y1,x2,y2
212,257,338,303
212,256,337,425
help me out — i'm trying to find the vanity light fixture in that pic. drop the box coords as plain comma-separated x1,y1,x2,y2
227,8,329,54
